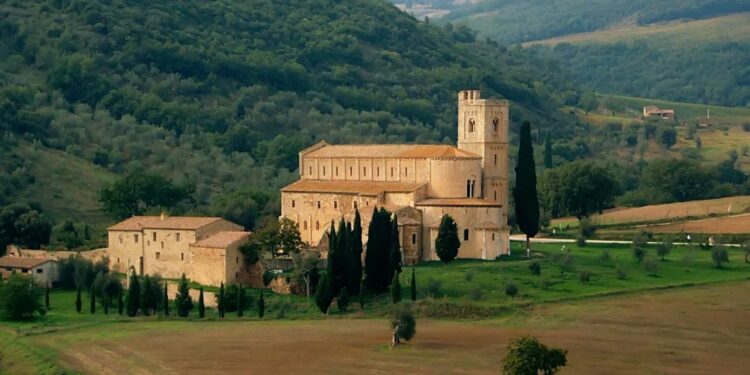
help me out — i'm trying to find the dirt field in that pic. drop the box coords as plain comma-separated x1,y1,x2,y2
39,281,750,374
640,213,750,234
552,195,750,227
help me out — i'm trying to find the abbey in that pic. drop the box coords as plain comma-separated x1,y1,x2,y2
281,90,510,263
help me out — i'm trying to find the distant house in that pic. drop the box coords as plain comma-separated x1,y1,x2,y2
643,105,675,120
0,256,58,286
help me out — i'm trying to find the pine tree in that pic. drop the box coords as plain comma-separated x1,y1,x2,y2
117,288,123,315
348,209,363,294
163,284,169,316
237,285,243,317
218,282,225,318
126,270,140,317
90,285,96,314
390,273,401,304
198,287,205,318
45,286,50,310
514,121,540,256
435,214,460,263
175,273,193,317
544,130,553,169
410,268,417,301
257,289,265,319
315,273,333,314
75,285,82,313
388,215,402,281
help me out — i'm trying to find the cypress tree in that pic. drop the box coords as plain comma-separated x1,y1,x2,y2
90,285,96,314
45,286,50,310
118,288,123,315
237,286,243,318
390,273,401,304
198,287,205,318
337,287,349,312
514,121,540,256
315,273,333,314
126,270,140,317
333,218,348,294
104,296,109,315
75,285,82,313
388,215,402,281
410,267,417,301
544,130,553,169
359,278,365,310
141,275,153,316
163,284,169,316
257,289,265,319
365,208,391,293
348,209,363,294
218,282,225,318
175,273,193,318
435,214,460,263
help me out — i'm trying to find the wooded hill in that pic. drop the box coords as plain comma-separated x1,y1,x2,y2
0,0,581,230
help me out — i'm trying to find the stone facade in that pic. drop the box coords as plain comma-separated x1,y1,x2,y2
281,90,510,262
107,215,260,287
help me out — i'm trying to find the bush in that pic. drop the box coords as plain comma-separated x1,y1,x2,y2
539,278,553,290
390,302,416,346
505,283,518,298
425,278,442,298
642,255,659,276
0,274,45,320
598,250,612,263
711,245,729,268
464,269,475,282
615,264,627,280
262,271,276,287
578,270,591,284
92,271,122,308
528,261,541,276
576,236,587,247
501,336,567,375
468,287,483,301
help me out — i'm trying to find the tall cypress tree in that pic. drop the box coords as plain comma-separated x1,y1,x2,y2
75,285,82,313
390,273,401,304
198,287,205,318
513,121,540,255
141,276,153,316
45,286,50,310
104,295,109,315
544,130,553,169
90,285,96,314
348,209,363,294
236,286,243,317
117,288,123,315
365,208,391,293
315,273,333,314
126,270,140,317
175,273,193,317
218,282,225,318
388,215,402,281
257,289,265,319
326,221,339,294
410,267,417,301
435,214,460,263
163,284,169,316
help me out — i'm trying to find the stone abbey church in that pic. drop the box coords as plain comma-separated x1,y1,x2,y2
281,90,510,263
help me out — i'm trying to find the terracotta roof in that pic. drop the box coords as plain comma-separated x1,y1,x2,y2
281,180,426,196
192,231,251,249
304,144,480,159
416,198,502,207
0,256,54,269
108,216,224,231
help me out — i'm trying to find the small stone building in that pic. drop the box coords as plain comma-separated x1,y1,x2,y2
0,256,58,286
281,90,511,263
107,215,259,287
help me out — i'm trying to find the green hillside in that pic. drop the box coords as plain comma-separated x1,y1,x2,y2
0,0,581,230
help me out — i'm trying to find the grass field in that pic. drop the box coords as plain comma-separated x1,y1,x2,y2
2,242,749,373
635,213,750,234
551,195,750,228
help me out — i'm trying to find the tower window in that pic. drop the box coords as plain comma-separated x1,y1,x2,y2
492,233,496,241
391,167,394,177
377,167,380,177
153,232,156,241
463,229,469,241
309,166,312,175
315,221,320,230
467,180,471,198
317,201,321,209
350,167,353,176
363,167,366,177
181,253,184,261
405,168,408,177
336,167,339,176
493,118,499,133
292,200,296,208
494,191,498,201
334,201,338,209
494,154,497,165
354,201,358,209
412,233,417,245
134,234,139,243
303,221,308,230
323,166,326,175
468,118,475,133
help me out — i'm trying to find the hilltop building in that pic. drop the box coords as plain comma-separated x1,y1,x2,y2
106,215,258,287
281,90,510,263
643,105,675,120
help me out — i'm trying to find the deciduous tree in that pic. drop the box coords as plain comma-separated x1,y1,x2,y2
501,336,567,375
0,273,45,320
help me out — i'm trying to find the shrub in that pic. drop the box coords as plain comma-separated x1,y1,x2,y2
390,302,416,346
615,264,627,280
501,336,567,375
552,253,575,276
0,273,45,320
642,255,659,276
262,271,276,287
539,278,552,290
711,245,729,268
742,122,750,132
505,283,518,298
656,236,673,261
528,261,541,276
598,250,611,263
425,278,442,298
578,270,591,284
468,287,483,301
576,236,587,247
632,231,649,263
632,246,646,263
464,269,475,282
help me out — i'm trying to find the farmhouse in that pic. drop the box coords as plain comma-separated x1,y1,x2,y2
106,214,259,287
0,256,58,286
281,90,510,263
643,105,675,119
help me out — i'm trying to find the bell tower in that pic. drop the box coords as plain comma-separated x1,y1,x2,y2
457,90,509,207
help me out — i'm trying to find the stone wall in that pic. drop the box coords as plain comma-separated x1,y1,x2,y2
166,282,217,308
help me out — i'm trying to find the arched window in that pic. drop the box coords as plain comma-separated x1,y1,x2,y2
354,201,358,209
391,167,394,177
303,221,308,230
468,118,475,133
315,221,320,230
466,180,472,198
317,201,321,209
350,167,353,176
336,167,339,176
492,233,496,241
377,167,380,177
463,229,469,241
309,166,312,175
492,117,499,133
363,167,366,177
322,166,326,176
412,233,417,245
494,191,497,201
334,201,338,209
494,153,497,165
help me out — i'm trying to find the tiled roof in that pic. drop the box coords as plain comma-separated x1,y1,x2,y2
108,216,224,231
192,231,250,249
304,144,480,159
0,256,54,269
416,198,502,207
281,180,426,196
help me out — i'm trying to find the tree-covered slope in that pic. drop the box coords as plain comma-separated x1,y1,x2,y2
0,0,580,229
